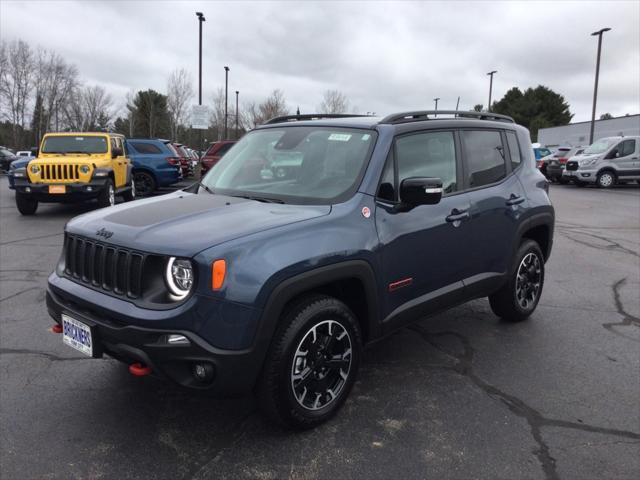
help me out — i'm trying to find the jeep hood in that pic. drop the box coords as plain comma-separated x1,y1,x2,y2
66,191,331,257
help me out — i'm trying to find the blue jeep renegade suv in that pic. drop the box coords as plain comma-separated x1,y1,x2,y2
46,111,554,429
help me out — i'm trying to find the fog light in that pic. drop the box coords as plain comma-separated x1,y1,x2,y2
192,362,214,382
166,334,190,345
86,186,93,192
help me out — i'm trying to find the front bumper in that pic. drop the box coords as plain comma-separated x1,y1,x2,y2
562,168,597,183
46,274,264,393
12,177,110,201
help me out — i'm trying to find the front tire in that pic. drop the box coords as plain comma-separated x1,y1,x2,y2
122,178,136,202
597,171,616,188
489,240,545,322
15,192,38,215
97,179,115,208
257,295,362,429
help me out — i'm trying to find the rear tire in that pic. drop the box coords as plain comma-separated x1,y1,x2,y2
133,171,156,197
597,171,616,188
15,192,38,215
489,239,544,322
97,179,115,208
257,295,362,429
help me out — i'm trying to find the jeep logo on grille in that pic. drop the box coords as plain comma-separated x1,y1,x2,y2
95,227,113,239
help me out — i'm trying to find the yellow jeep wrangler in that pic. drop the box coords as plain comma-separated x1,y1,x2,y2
12,132,135,215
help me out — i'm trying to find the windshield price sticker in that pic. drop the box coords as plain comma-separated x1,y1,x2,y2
328,133,352,142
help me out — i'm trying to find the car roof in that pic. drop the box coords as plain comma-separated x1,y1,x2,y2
43,132,122,137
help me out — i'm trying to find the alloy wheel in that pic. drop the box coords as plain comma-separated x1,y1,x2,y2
290,319,352,411
599,172,614,188
515,252,541,310
108,184,115,206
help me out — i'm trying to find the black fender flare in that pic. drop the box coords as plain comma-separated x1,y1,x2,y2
515,209,555,260
248,260,380,387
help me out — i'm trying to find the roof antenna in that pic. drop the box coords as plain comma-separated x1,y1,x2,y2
455,96,460,110
296,106,300,116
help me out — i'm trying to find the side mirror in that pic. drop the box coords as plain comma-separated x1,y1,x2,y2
112,147,123,158
400,177,443,207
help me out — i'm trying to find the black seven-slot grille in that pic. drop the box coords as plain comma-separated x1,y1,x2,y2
64,234,144,298
566,161,579,171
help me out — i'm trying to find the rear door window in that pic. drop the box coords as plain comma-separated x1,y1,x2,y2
460,130,507,188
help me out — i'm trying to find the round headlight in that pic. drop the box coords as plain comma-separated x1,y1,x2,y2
30,164,40,174
80,165,90,174
165,257,193,299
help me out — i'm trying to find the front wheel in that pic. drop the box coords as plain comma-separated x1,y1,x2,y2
489,240,545,322
257,295,362,429
597,171,616,188
122,178,136,202
16,192,38,215
97,179,115,208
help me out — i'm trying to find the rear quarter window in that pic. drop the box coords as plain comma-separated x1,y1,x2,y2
461,130,506,188
131,142,162,154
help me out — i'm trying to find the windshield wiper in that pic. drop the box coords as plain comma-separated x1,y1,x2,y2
198,182,215,194
229,194,284,204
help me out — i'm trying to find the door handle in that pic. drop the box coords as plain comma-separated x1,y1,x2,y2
446,209,469,223
506,194,525,206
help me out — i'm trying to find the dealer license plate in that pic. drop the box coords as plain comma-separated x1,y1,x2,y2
62,314,93,356
49,185,66,194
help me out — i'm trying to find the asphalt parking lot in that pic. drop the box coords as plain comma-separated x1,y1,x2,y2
0,178,638,480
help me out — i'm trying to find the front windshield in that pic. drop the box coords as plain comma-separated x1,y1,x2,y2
42,136,108,154
201,126,377,204
584,139,616,155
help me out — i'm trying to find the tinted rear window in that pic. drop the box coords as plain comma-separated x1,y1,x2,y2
461,130,506,188
131,142,162,154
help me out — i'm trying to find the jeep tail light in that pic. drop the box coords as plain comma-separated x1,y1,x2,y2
166,157,181,166
211,259,226,290
558,158,568,164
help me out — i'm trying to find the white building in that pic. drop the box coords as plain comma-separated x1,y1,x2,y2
538,114,640,147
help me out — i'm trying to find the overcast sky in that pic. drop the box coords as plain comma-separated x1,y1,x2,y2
1,0,639,122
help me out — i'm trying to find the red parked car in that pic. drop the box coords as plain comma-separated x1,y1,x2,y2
200,140,236,176
169,143,193,177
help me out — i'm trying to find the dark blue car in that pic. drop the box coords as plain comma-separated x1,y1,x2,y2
46,111,554,429
125,138,182,195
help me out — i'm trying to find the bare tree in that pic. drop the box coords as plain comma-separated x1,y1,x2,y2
209,87,225,139
242,89,289,128
64,85,112,131
0,39,34,147
33,49,78,132
167,68,194,141
318,89,349,114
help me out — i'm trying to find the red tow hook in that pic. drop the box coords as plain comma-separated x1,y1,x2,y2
129,363,152,376
51,324,63,334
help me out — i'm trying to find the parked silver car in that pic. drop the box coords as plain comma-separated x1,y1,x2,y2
563,136,640,187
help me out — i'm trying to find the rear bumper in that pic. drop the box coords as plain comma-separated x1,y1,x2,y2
46,275,264,393
13,178,109,201
546,164,564,178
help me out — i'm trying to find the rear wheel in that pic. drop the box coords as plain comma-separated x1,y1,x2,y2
597,171,616,188
15,192,38,215
133,171,156,197
489,239,544,322
97,179,115,208
257,295,362,429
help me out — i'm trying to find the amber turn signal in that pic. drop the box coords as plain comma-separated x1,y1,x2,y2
211,260,226,290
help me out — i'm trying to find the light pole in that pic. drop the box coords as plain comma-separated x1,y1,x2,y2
433,97,440,116
224,66,229,139
487,70,497,112
196,12,205,155
589,27,611,144
235,90,239,139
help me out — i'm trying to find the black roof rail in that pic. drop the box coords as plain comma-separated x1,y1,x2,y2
264,113,372,125
379,110,515,124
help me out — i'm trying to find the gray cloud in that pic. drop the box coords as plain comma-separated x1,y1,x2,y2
1,0,638,122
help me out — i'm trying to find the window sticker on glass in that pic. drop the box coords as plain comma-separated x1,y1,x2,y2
328,133,352,142
361,134,371,141
75,137,84,141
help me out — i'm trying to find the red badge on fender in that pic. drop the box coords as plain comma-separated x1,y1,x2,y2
361,206,371,218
